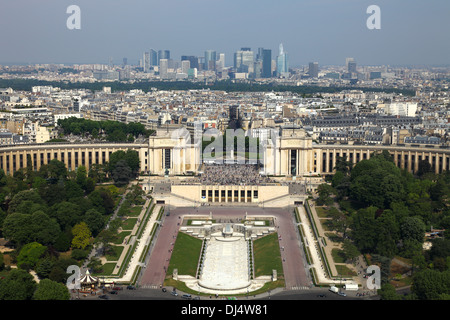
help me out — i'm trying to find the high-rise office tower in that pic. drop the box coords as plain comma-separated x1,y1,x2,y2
253,60,262,78
204,50,217,71
143,52,150,73
234,48,254,73
122,58,127,67
276,43,289,77
150,49,158,66
158,50,171,65
159,59,169,79
261,49,272,78
308,62,319,78
181,56,199,70
256,48,264,61
217,53,225,71
348,61,357,74
181,60,190,75
346,57,357,73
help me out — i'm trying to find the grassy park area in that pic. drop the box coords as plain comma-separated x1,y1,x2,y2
166,232,203,277
253,232,283,277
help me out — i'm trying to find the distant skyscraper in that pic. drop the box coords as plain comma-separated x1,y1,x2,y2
122,58,127,67
181,60,190,75
143,52,150,73
346,57,357,73
276,44,289,77
150,49,158,66
181,56,199,70
217,53,225,71
234,49,254,73
308,62,319,78
204,50,217,71
159,59,169,79
158,50,170,65
261,49,272,78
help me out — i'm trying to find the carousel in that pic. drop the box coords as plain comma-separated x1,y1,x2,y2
79,269,99,292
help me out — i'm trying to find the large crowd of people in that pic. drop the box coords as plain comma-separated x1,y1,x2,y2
198,164,274,185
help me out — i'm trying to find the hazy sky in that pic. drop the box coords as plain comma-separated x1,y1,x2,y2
1,0,449,67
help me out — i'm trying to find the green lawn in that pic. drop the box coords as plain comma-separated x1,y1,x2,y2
315,207,329,218
121,218,138,230
167,232,203,277
105,245,124,261
93,262,116,276
253,232,283,277
113,231,132,244
127,205,143,217
335,265,357,276
331,248,346,263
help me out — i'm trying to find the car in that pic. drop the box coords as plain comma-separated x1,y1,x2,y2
317,294,327,298
112,287,122,291
127,285,136,290
162,287,167,292
98,295,109,300
109,290,118,295
338,292,347,297
171,291,178,296
182,294,192,299
193,296,200,300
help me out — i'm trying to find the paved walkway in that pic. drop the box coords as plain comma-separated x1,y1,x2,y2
298,202,356,286
82,182,163,284
105,202,161,283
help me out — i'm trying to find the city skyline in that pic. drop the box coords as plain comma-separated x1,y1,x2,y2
1,0,449,67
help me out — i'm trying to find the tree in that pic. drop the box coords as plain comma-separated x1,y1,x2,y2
349,154,407,209
48,258,78,284
29,211,61,245
342,239,360,262
412,269,450,300
334,155,353,175
71,222,92,250
0,253,4,271
35,257,55,279
54,231,72,252
43,159,68,180
88,163,107,183
376,210,400,258
350,206,379,252
64,180,84,200
83,208,105,236
50,201,83,231
2,213,34,245
75,165,87,190
96,229,116,256
88,188,114,215
401,216,426,243
33,279,70,300
316,183,334,206
417,160,432,177
7,189,44,214
378,283,401,300
17,242,47,270
0,269,37,300
108,149,140,178
111,159,133,186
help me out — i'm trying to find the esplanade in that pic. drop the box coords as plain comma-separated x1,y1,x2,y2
1,127,449,178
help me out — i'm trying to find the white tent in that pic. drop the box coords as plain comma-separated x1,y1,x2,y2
343,283,359,291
